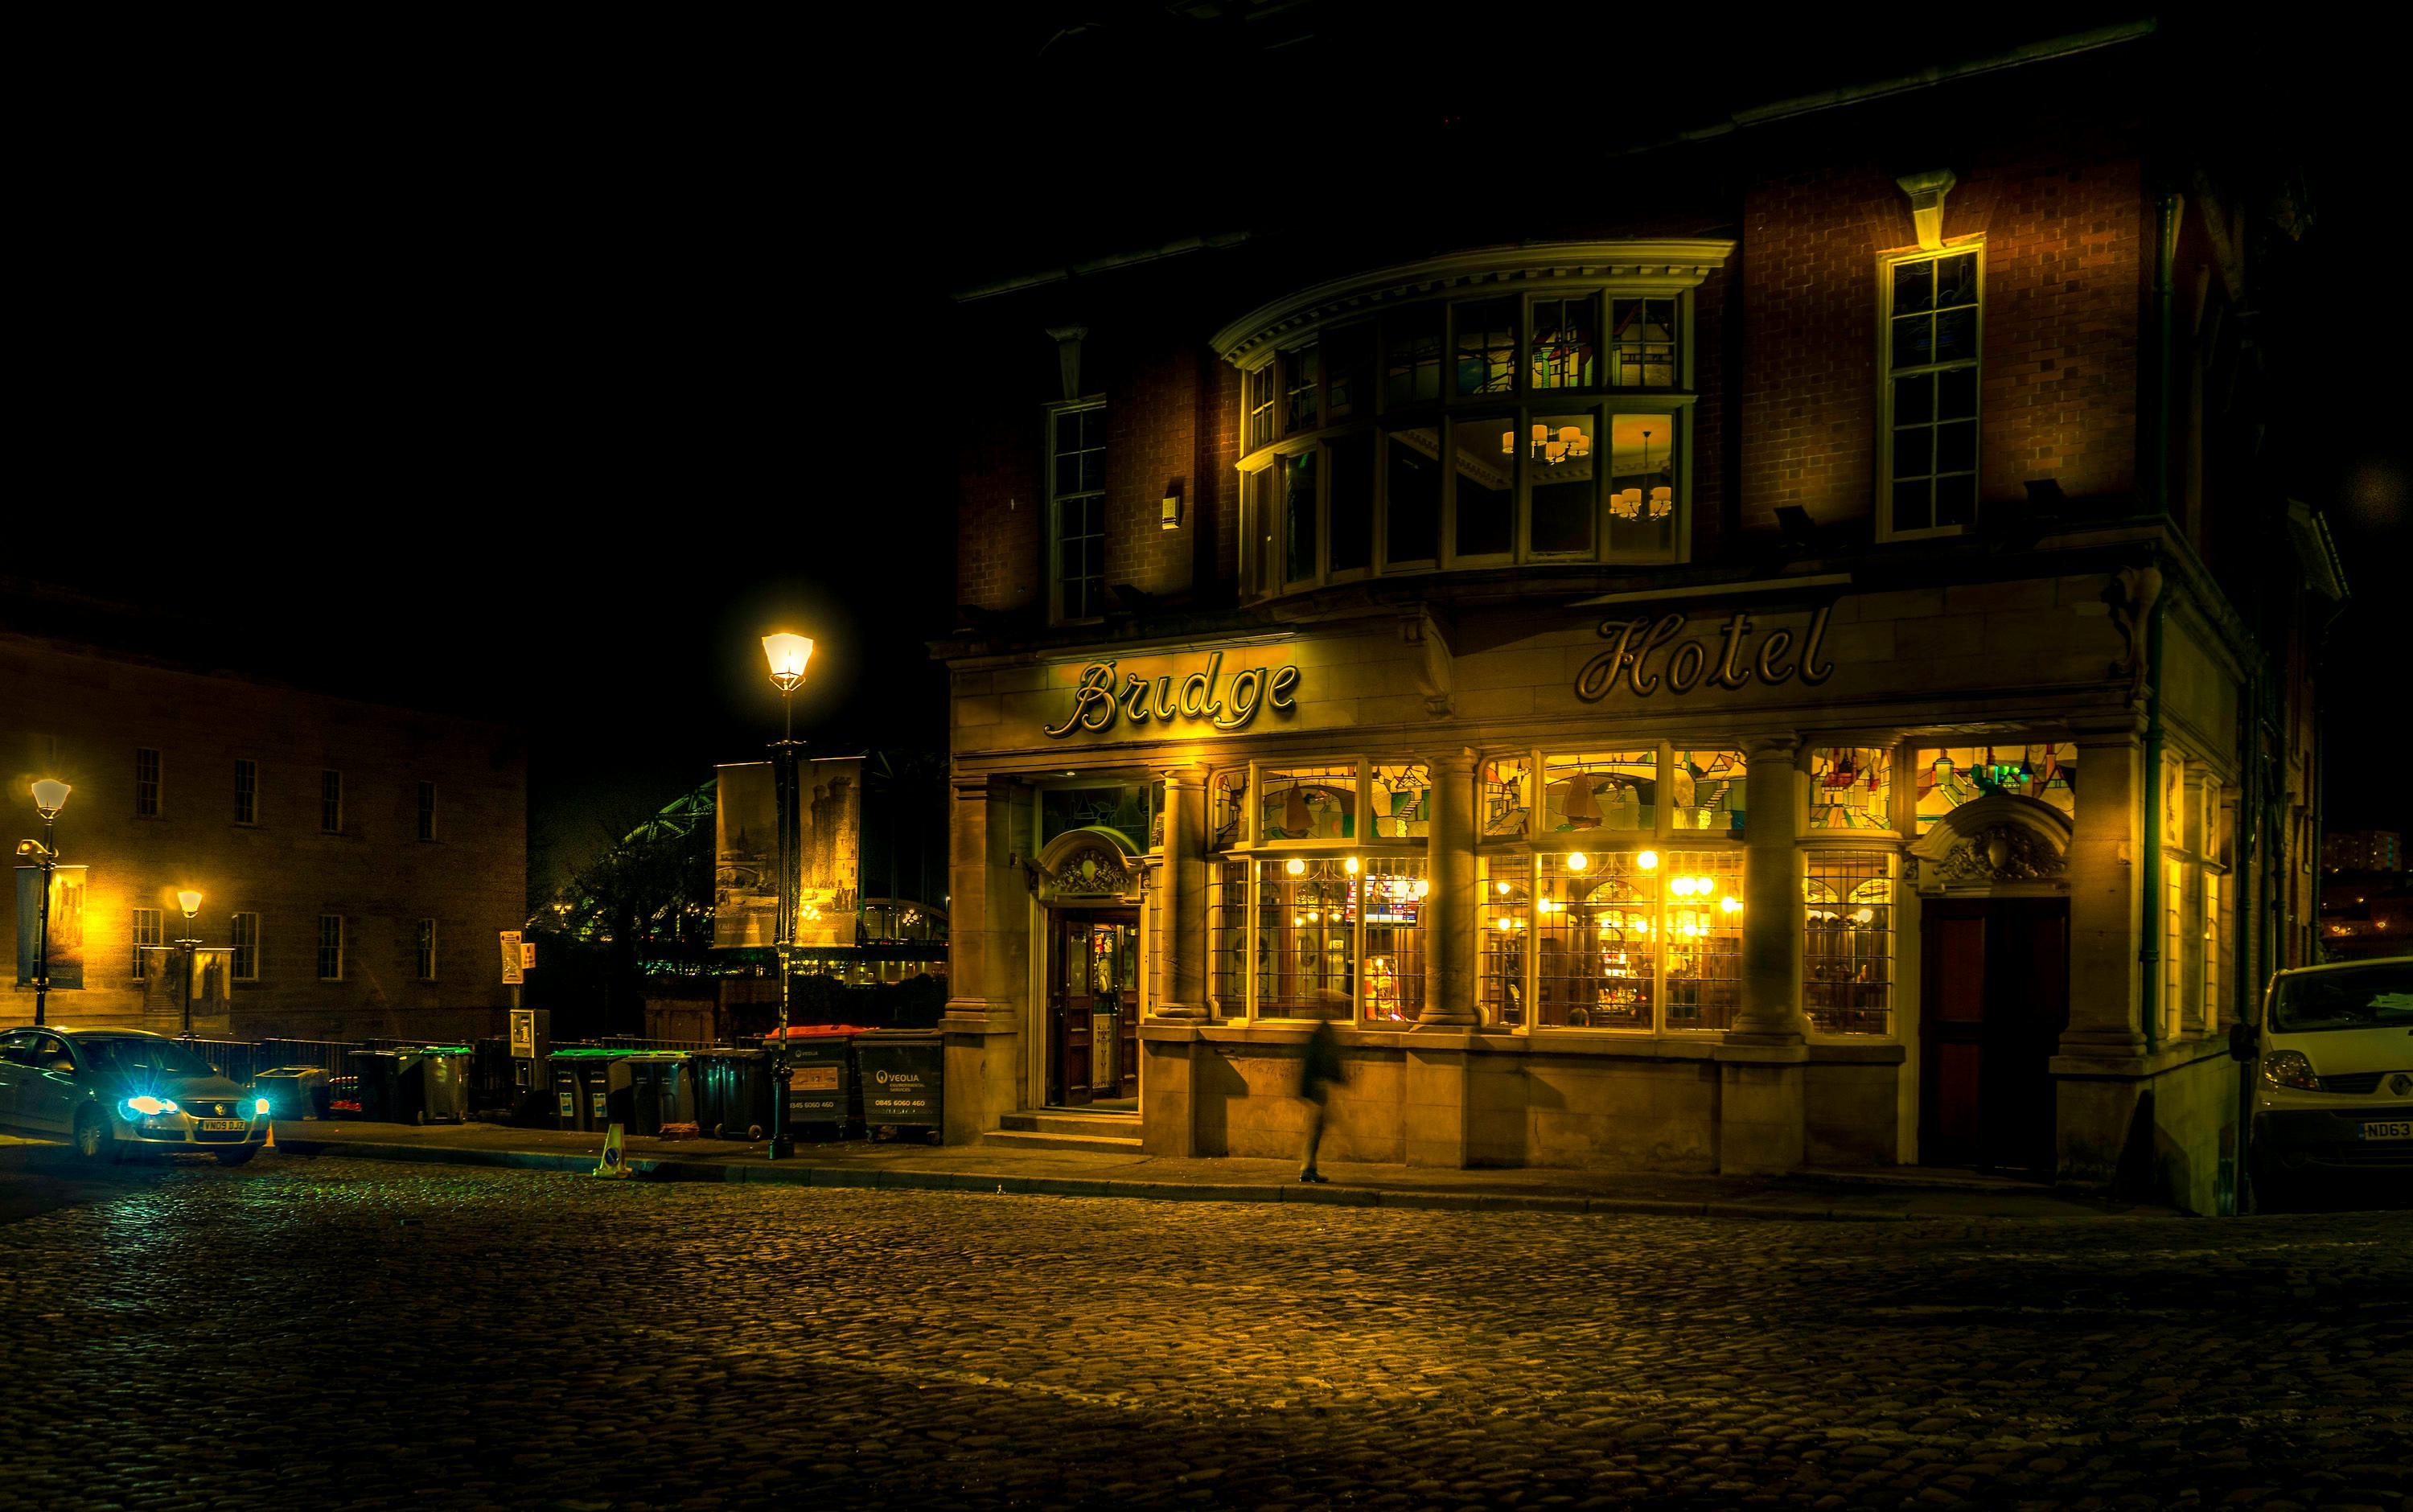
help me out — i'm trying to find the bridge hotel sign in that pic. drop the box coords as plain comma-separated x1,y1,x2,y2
1043,651,1301,738
1574,606,1839,701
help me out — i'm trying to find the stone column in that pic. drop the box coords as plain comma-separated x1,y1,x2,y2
1716,733,1808,1173
1154,765,1205,1020
1418,748,1478,1026
940,773,1026,1144
2062,714,2147,1057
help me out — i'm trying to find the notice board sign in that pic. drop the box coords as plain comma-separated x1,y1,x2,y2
856,1035,942,1128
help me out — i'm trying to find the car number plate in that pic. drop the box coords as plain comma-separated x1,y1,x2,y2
200,1119,249,1132
2360,1120,2413,1141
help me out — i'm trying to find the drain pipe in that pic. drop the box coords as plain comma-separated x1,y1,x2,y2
2139,188,2181,1054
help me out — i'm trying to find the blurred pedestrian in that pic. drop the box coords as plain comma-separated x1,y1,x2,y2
1297,1010,1345,1183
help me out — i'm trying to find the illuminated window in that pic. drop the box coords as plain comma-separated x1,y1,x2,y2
1670,749,1746,836
235,758,257,825
1604,413,1679,561
1914,745,2076,834
1209,860,1248,1013
1525,410,1597,557
1368,761,1430,840
1208,770,1248,851
131,908,161,979
1361,858,1428,1024
1809,748,1893,832
317,914,343,981
1660,851,1743,1031
1049,403,1108,621
1479,853,1531,1027
1453,297,1516,396
1543,751,1657,833
1535,851,1655,1029
136,747,162,818
1883,247,1982,537
1254,858,1358,1019
415,918,436,980
231,912,259,981
1530,296,1596,388
1608,298,1677,387
1479,754,1532,840
1259,763,1356,842
1804,853,1894,1036
320,770,343,834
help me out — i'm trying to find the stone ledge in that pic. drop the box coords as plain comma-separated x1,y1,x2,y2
2049,1037,2234,1080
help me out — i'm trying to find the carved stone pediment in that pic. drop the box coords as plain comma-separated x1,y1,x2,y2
1028,826,1144,903
1907,791,2073,895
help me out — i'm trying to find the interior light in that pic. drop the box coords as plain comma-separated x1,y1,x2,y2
1636,850,1658,871
1721,895,1741,914
1496,917,1515,931
1285,857,1306,875
1852,906,1876,924
1567,852,1588,872
1344,857,1359,874
1412,878,1430,897
1495,879,1511,894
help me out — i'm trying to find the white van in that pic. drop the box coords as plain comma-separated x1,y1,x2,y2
2232,957,2413,1190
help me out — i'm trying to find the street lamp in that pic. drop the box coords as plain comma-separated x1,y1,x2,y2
761,631,815,1161
17,779,71,1027
175,890,203,1040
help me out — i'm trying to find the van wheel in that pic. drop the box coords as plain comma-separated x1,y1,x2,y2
73,1107,119,1164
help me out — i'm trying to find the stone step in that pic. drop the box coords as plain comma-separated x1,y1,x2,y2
997,1111,1142,1140
978,1129,1145,1153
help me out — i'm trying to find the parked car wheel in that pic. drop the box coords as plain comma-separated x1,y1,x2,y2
213,1148,257,1168
72,1107,119,1164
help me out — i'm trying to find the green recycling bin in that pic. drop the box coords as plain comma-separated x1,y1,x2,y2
547,1049,633,1131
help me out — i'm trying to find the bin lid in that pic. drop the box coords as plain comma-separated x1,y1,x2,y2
415,1045,471,1054
765,1025,876,1038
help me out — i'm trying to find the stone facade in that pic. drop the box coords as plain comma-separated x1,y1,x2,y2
1,630,526,1041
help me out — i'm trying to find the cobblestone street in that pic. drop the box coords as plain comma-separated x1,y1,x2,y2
1,1149,2405,1512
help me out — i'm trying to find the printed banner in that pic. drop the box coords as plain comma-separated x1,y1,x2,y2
14,865,86,989
714,757,863,949
138,947,233,1016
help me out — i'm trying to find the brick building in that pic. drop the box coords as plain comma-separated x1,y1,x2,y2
931,23,2337,1211
2322,831,2403,874
3,626,527,1042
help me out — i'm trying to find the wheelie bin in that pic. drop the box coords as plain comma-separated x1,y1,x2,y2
691,1047,771,1141
412,1046,472,1125
621,1052,695,1136
546,1051,586,1130
853,1030,943,1142
249,1066,331,1120
346,1049,406,1123
768,1025,872,1134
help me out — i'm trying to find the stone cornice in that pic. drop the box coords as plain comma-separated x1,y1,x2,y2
1210,240,1739,364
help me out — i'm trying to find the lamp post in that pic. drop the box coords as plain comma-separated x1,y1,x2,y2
175,890,203,1040
762,631,814,1161
17,779,71,1028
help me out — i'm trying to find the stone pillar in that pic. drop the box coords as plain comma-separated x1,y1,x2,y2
940,773,1026,1144
1419,748,1478,1026
1154,766,1205,1020
2063,714,2147,1057
1716,733,1809,1173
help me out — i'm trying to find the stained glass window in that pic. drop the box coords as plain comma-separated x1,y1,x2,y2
1478,853,1531,1027
1480,755,1532,840
1543,751,1656,832
1259,763,1356,842
1670,749,1745,836
1913,745,2077,833
1368,761,1430,840
1808,747,1893,832
1530,296,1595,388
1453,297,1516,396
1804,854,1893,1036
1041,784,1153,850
1608,297,1676,387
1383,304,1441,406
1361,858,1428,1024
1208,770,1248,851
1209,860,1248,1013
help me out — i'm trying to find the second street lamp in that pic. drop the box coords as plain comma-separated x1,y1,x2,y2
16,779,72,1028
761,631,815,1161
175,890,203,1041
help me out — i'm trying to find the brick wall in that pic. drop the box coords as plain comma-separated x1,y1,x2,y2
1101,342,1198,598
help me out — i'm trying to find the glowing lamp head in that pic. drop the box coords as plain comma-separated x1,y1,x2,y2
1343,857,1359,874
1285,857,1306,876
1495,879,1511,894
1720,895,1742,914
1567,852,1588,873
1496,916,1515,931
762,633,815,692
31,779,70,820
1636,850,1659,871
1412,877,1430,897
176,889,203,919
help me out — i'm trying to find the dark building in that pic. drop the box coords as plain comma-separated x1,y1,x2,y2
931,22,2335,1210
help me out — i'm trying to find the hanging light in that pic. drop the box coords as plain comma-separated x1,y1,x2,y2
1720,895,1742,914
1344,857,1359,874
1285,857,1306,876
1636,850,1658,871
1495,879,1511,894
1567,852,1589,872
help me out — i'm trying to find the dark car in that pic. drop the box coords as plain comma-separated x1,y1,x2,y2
0,1027,269,1165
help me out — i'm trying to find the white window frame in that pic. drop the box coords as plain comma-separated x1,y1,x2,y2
131,907,162,978
135,747,162,818
231,912,260,981
1046,398,1108,624
1876,240,1986,542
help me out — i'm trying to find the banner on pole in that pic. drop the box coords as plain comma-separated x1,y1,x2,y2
713,757,861,949
14,865,87,989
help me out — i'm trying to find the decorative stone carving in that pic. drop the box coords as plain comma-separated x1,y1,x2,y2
1932,824,2065,885
1907,791,2075,895
2106,564,2164,707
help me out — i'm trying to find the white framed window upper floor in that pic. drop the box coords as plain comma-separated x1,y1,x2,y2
1046,398,1109,623
1877,240,1984,541
1215,241,1731,596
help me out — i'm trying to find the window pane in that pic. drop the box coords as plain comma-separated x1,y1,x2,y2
1934,418,1976,475
1284,450,1317,582
1914,746,2078,834
1478,853,1531,1028
1934,306,1977,364
1480,754,1531,840
1934,253,1978,309
1893,425,1932,482
1537,851,1655,1029
1935,471,1976,527
1671,749,1746,836
1452,417,1513,557
1544,750,1655,832
1604,413,1676,558
1209,861,1248,1013
1894,372,1934,425
1255,858,1357,1019
1383,305,1442,405
1246,364,1277,450
1284,342,1320,433
1369,761,1430,839
1326,323,1371,420
1054,411,1082,454
1892,480,1932,534
1809,747,1893,832
1527,411,1596,556
1609,298,1676,387
1937,366,1977,419
1805,853,1893,1035
1891,314,1933,369
1453,297,1515,396
1893,257,1934,314
1260,762,1356,842
1328,434,1374,573
1209,770,1248,851
1384,431,1441,564
1530,296,1595,388
1663,851,1743,1031
1363,857,1427,1024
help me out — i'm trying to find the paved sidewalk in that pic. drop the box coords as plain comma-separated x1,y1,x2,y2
268,1118,2183,1222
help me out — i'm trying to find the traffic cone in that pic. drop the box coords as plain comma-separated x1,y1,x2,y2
263,1120,277,1152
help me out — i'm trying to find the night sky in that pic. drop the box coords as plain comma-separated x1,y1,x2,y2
11,6,2406,890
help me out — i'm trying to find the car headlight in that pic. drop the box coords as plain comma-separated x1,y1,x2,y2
122,1095,180,1117
2261,1050,2321,1091
253,1097,273,1117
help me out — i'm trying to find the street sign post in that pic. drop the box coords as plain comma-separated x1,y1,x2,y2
500,931,524,986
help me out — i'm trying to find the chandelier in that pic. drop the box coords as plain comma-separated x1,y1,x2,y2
1501,422,1592,466
1609,428,1675,520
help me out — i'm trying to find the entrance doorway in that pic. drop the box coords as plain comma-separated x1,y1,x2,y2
1918,898,2069,1175
1048,908,1139,1107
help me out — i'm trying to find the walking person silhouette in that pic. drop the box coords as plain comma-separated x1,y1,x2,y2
1297,1009,1345,1183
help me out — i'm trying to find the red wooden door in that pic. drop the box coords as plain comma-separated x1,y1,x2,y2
1920,899,2070,1174
1050,910,1139,1107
